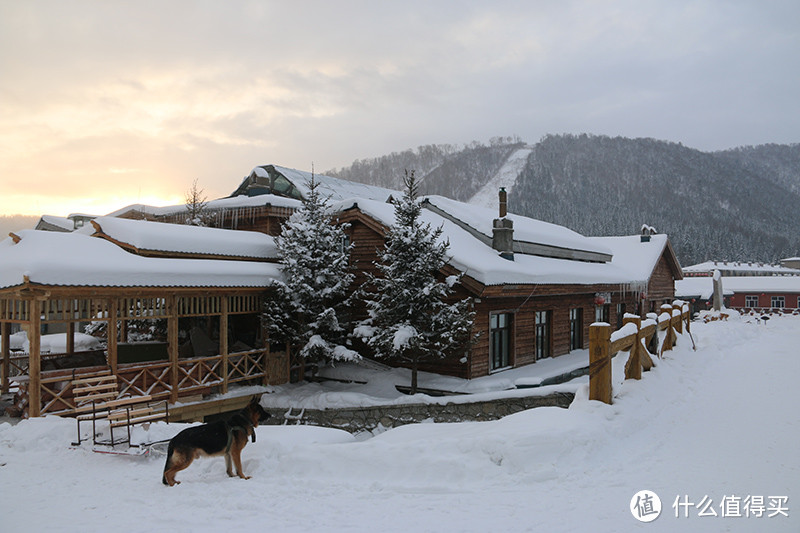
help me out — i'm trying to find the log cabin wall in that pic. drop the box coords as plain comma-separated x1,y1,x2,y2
645,254,678,311
466,291,632,379
346,216,386,289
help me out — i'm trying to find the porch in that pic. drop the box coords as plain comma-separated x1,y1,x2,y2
1,287,289,418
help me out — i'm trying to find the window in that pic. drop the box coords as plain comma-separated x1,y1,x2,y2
535,310,551,360
595,304,609,324
745,295,759,308
569,308,582,351
272,175,293,194
797,296,800,309
490,313,512,371
771,296,785,308
616,303,626,329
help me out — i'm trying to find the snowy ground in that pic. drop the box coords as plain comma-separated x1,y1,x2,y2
1,313,798,532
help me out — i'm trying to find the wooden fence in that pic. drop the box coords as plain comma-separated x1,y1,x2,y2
589,301,691,404
14,347,288,416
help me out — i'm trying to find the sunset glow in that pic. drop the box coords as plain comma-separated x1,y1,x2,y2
1,1,797,221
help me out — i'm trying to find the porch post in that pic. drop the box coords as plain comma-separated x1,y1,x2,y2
1,322,10,394
167,296,179,403
589,323,612,405
107,299,118,375
220,297,229,394
66,321,75,356
29,299,42,417
261,316,270,386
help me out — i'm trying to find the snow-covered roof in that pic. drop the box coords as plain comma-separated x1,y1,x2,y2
675,278,734,300
106,193,301,219
676,275,800,299
0,230,282,290
682,260,800,276
35,215,74,232
588,234,680,284
422,196,613,261
244,165,398,203
335,198,638,287
91,217,278,260
718,276,800,293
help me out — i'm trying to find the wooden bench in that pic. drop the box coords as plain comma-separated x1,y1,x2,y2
71,370,169,447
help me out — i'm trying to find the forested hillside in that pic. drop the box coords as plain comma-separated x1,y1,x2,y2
327,135,800,266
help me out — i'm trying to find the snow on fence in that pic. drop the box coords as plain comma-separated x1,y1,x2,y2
589,301,691,404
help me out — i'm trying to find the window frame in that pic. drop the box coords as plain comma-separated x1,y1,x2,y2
569,308,583,351
744,295,759,308
771,295,785,308
535,310,552,360
489,312,513,372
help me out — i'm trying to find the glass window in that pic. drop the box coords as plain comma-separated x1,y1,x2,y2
535,310,551,360
569,308,582,351
745,295,759,308
490,313,512,371
771,296,785,308
595,304,609,323
272,175,293,194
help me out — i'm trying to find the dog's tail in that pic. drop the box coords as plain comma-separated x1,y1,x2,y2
162,441,175,486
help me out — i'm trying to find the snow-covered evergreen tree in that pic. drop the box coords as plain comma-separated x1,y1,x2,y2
263,174,359,375
358,170,475,393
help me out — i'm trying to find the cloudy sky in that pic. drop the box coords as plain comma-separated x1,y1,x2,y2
1,0,798,218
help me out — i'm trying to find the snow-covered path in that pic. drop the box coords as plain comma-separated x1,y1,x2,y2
1,314,797,532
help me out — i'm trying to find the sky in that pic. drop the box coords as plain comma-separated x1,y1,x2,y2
1,0,798,219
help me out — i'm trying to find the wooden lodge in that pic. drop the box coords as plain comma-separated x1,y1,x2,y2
3,164,686,417
336,193,683,379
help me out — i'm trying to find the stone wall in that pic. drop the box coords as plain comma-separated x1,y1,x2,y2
262,391,575,434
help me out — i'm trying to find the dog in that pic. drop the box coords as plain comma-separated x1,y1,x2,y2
162,396,270,486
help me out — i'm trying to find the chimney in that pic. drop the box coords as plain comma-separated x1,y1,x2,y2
640,225,651,243
492,187,514,260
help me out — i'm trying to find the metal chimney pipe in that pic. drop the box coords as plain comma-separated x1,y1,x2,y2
499,187,507,218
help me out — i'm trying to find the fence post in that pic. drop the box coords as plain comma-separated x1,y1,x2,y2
623,316,642,380
589,323,612,404
660,304,675,355
684,305,691,334
672,304,683,334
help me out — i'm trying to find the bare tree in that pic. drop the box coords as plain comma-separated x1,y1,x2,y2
185,178,209,226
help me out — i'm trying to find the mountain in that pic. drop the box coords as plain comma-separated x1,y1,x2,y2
326,134,800,266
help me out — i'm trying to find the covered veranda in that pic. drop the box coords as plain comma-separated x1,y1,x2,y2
0,229,288,418
0,284,289,417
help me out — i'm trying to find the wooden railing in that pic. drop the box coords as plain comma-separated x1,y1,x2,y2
589,301,691,404
23,348,288,416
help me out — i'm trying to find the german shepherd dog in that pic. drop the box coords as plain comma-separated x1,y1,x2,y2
162,397,270,486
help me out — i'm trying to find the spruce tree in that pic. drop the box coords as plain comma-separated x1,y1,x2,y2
263,174,358,376
359,170,474,393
